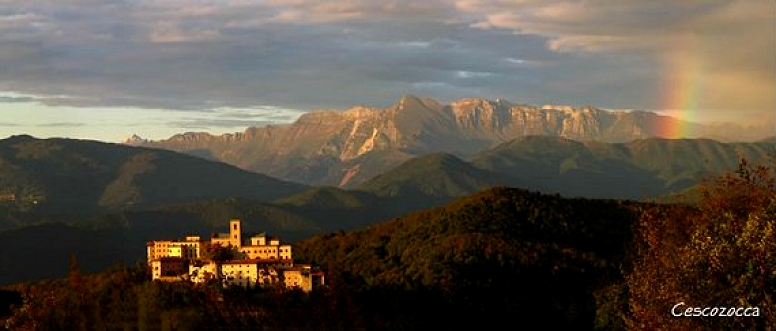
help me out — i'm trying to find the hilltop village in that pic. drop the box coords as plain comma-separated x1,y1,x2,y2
146,219,324,292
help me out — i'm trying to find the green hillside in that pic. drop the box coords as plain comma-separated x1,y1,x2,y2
469,136,776,200
355,152,502,199
0,135,307,228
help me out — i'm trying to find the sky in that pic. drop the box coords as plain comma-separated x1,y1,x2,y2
0,0,774,142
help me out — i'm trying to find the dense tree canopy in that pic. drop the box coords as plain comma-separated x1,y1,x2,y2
627,160,776,330
294,186,640,329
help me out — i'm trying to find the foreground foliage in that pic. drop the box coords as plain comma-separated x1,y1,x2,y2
627,160,776,330
3,262,371,331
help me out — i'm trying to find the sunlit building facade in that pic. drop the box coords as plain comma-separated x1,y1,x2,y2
146,219,323,292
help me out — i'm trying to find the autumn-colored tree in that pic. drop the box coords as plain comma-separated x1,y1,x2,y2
201,243,243,262
627,159,776,330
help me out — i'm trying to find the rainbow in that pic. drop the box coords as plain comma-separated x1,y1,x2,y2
657,34,704,139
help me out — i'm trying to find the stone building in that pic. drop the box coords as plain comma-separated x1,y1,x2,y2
146,219,323,292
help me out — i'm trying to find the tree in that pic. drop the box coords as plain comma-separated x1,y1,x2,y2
627,159,776,330
202,243,243,262
68,253,84,291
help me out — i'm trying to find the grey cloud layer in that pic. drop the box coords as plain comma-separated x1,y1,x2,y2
0,0,772,115
37,122,87,128
163,105,305,131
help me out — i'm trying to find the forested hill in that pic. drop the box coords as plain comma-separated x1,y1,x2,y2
0,186,643,330
294,186,640,328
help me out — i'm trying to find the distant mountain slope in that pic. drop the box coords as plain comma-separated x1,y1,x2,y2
0,135,307,226
273,186,431,230
594,138,774,187
0,223,126,285
355,153,502,200
470,136,776,200
129,95,769,187
274,186,379,209
349,136,774,202
468,136,663,199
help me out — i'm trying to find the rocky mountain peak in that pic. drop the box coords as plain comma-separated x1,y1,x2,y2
123,134,147,146
541,105,577,113
393,94,443,112
397,94,423,108
342,106,382,119
125,95,771,188
449,97,514,132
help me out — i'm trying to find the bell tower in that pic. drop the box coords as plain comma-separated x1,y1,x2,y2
229,219,242,248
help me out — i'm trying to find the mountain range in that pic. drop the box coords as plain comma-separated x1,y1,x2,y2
4,132,772,230
0,95,774,285
127,95,774,187
359,136,775,201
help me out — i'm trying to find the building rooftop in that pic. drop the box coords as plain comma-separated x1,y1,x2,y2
147,240,180,246
221,258,293,265
149,256,186,262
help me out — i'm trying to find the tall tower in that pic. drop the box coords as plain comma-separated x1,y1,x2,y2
229,219,242,248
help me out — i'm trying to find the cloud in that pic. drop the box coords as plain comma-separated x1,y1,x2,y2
260,1,456,24
461,1,716,51
148,21,221,44
0,91,82,105
460,0,776,112
0,1,552,111
0,0,771,124
37,122,86,128
166,118,278,129
165,105,304,130
0,96,36,103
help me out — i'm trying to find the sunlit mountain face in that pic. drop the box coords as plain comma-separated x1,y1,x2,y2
125,95,774,190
